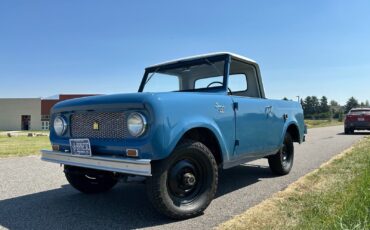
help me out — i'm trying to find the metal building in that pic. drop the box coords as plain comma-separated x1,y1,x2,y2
0,98,42,131
0,94,96,131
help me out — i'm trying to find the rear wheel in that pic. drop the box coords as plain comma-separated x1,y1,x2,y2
146,140,218,219
268,132,294,175
344,128,350,134
64,166,118,194
345,128,355,134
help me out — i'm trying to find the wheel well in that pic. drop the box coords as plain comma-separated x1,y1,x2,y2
179,128,223,166
286,124,300,143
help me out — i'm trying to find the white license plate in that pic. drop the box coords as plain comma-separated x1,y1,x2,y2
70,139,92,156
358,117,365,121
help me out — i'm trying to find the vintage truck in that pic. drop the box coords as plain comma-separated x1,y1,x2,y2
41,52,306,219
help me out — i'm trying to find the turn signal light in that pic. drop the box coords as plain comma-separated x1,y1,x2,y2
126,149,139,157
52,145,60,151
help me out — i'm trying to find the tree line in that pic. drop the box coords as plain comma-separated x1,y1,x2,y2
283,96,369,120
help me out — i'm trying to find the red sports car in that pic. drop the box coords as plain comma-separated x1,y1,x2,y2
344,108,370,134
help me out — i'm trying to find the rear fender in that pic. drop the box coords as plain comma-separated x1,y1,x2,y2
281,121,301,145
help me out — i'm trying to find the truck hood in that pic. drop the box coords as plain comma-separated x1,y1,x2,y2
52,93,156,113
51,92,226,113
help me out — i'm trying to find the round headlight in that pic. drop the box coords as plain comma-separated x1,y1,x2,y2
54,116,67,136
127,112,147,137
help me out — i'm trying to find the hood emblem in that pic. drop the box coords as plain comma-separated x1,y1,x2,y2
215,102,225,113
93,121,99,130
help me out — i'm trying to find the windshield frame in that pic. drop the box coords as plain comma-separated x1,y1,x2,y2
138,54,231,93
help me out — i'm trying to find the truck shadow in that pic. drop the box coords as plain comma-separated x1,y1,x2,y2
0,164,273,229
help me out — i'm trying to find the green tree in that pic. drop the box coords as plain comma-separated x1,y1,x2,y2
303,96,313,116
338,112,344,122
330,100,339,107
282,97,288,101
302,96,320,118
329,100,342,119
366,100,369,107
311,96,320,114
344,97,359,113
319,96,330,113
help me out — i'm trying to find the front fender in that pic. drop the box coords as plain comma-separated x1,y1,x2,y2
161,116,231,161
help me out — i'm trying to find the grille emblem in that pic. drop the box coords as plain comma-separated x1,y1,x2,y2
93,121,99,131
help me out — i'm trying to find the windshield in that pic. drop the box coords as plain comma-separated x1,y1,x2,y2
141,58,225,93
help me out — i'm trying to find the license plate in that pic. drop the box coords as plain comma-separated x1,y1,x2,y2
358,117,365,121
70,139,92,156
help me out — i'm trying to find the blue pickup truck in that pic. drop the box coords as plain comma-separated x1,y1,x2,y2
42,52,306,219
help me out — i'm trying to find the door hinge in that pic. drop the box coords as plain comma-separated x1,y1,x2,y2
235,140,240,146
233,102,238,110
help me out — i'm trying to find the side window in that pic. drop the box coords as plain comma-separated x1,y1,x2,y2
143,73,179,92
228,74,247,92
194,76,223,89
229,59,261,98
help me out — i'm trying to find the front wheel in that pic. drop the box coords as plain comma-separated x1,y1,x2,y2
64,166,118,194
268,132,294,175
146,140,218,219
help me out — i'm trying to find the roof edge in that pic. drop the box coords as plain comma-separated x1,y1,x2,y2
147,52,257,69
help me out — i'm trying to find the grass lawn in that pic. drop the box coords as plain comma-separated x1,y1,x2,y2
0,135,51,158
305,119,343,128
218,137,370,230
0,130,49,135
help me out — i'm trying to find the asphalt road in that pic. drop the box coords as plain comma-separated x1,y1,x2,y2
0,126,368,230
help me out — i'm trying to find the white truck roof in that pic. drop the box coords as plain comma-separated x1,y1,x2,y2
148,52,257,68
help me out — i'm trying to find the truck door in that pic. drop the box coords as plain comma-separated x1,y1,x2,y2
227,59,280,160
231,96,272,158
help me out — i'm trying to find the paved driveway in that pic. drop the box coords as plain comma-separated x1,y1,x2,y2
0,126,367,230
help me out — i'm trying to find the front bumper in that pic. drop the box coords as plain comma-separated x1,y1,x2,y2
41,150,151,176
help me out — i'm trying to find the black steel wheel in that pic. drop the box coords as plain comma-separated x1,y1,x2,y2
64,165,118,194
167,158,204,204
146,140,218,219
268,132,294,175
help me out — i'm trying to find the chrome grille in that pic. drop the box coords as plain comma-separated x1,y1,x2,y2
71,112,126,139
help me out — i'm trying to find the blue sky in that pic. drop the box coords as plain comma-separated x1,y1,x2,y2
0,0,369,105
